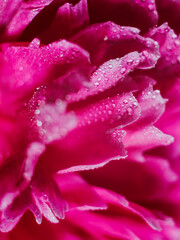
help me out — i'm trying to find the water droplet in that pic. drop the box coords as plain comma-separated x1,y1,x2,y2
154,90,160,94
175,39,180,46
104,35,108,41
43,194,48,201
35,109,40,115
172,34,177,39
108,110,112,115
112,132,117,137
127,107,132,115
120,68,126,74
148,4,154,11
133,102,138,107
36,120,42,127
127,59,133,65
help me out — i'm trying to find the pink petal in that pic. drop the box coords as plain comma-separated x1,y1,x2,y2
82,156,178,203
131,83,167,126
156,0,180,34
0,39,91,111
71,21,160,66
55,173,107,210
0,114,19,165
39,92,140,173
124,126,174,151
0,0,54,41
148,23,180,93
23,142,46,182
31,166,68,222
35,102,77,144
88,0,158,33
22,0,89,44
0,0,22,33
67,51,142,103
0,142,45,212
0,189,41,232
6,189,180,239
0,167,68,232
94,187,161,231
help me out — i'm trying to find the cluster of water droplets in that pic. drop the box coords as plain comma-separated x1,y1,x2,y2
35,99,76,143
92,52,140,93
77,93,139,130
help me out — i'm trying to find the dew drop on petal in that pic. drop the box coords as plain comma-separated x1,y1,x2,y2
148,4,154,11
120,68,126,74
104,35,108,41
175,39,180,46
37,120,42,127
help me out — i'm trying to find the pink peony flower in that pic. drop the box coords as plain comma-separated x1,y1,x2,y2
0,0,180,239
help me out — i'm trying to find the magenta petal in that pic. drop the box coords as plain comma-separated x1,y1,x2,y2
23,142,46,182
94,187,161,231
83,156,178,203
124,126,174,151
31,167,68,222
149,23,180,69
0,189,41,232
132,84,167,126
0,166,68,232
28,0,89,44
35,102,77,144
0,0,54,41
67,51,142,102
66,209,141,240
0,0,22,33
55,173,107,210
156,0,180,34
39,92,140,173
148,23,180,91
88,0,158,33
0,39,91,110
0,114,19,164
71,21,160,66
0,142,45,212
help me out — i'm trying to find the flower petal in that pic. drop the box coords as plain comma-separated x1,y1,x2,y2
67,51,142,103
22,0,89,43
156,0,180,34
55,173,107,210
71,21,160,66
39,92,140,173
124,126,174,151
148,23,180,93
88,0,158,33
0,0,54,41
35,102,77,144
0,39,91,111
